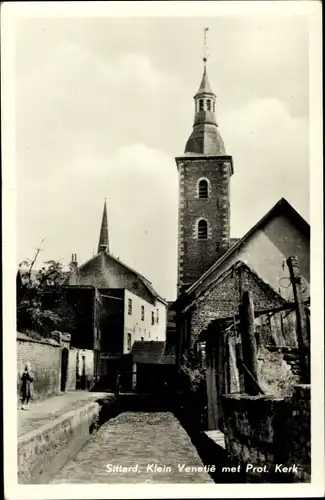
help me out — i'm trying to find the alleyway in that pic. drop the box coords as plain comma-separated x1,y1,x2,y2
50,412,214,484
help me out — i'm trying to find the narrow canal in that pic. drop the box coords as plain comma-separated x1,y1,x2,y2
50,411,214,483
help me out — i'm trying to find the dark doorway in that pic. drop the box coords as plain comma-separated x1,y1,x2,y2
60,348,69,392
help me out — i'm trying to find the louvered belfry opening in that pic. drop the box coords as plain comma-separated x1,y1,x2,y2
199,179,208,199
198,219,208,239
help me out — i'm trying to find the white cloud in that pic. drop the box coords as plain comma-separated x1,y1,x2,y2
221,98,309,236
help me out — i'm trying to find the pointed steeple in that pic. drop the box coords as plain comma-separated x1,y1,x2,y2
97,200,109,253
196,64,214,96
184,31,226,156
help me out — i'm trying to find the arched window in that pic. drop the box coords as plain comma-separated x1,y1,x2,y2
199,99,204,111
207,99,211,111
198,219,208,240
198,179,209,199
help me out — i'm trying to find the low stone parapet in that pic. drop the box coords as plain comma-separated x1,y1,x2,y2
221,384,311,482
18,401,100,484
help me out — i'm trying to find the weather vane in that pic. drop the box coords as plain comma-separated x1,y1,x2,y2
203,27,209,64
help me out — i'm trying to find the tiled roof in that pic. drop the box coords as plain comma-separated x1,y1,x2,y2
131,341,176,365
185,198,310,296
69,251,165,303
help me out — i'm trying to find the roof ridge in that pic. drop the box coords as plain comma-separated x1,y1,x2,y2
185,197,309,295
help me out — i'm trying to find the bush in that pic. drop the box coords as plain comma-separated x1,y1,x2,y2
17,259,76,337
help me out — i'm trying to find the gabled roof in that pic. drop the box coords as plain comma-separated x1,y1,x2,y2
67,250,166,303
208,260,287,306
131,341,176,365
185,198,309,296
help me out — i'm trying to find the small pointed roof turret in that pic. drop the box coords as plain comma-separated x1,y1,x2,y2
183,28,226,156
97,200,109,253
195,63,215,97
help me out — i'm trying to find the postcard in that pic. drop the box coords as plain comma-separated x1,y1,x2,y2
2,1,323,498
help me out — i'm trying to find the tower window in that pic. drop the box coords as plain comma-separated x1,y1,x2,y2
199,99,204,111
198,219,208,240
198,179,209,199
207,99,211,111
213,101,215,112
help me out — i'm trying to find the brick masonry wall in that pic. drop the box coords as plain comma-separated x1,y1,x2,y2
189,263,285,347
17,339,61,400
221,384,311,482
176,157,232,293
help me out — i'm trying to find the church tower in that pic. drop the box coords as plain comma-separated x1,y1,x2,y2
176,40,234,295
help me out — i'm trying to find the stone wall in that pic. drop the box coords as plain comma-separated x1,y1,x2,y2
17,333,61,400
18,401,101,484
176,157,232,293
221,384,311,482
189,262,285,347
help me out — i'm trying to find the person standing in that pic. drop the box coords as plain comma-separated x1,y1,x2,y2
20,363,34,410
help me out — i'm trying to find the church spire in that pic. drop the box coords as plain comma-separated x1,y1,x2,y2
184,28,225,156
98,200,109,253
196,28,214,96
196,64,214,96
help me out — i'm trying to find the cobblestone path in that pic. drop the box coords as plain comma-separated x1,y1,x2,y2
50,412,214,483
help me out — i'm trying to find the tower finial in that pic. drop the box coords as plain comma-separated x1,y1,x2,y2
203,27,209,64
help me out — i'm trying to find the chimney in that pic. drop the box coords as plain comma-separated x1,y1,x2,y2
69,253,79,285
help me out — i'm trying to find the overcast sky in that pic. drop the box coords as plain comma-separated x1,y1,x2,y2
14,12,310,300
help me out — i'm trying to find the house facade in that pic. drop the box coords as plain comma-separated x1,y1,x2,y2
65,201,168,390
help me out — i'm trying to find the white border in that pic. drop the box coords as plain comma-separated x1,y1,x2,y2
2,1,323,498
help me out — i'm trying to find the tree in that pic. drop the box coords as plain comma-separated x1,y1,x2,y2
17,259,76,338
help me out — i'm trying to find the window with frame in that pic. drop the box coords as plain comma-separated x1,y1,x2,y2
199,99,204,111
198,179,209,199
141,305,145,321
127,333,132,350
207,99,211,110
198,219,208,240
151,311,155,325
128,298,132,315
